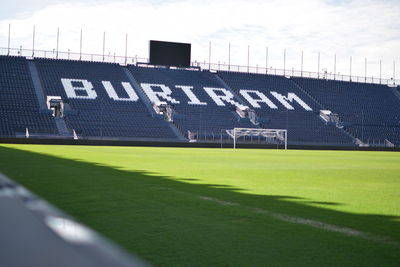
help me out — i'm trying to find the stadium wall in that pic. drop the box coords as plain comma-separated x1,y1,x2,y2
1,137,399,152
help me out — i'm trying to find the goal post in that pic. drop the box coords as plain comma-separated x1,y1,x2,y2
229,128,287,149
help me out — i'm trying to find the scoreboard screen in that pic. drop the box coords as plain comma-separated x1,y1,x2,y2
149,40,191,68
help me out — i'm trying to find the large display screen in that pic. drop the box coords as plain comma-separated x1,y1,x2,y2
149,40,191,67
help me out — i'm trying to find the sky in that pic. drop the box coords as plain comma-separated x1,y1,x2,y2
0,0,399,80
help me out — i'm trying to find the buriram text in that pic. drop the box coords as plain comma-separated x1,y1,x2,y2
61,78,313,111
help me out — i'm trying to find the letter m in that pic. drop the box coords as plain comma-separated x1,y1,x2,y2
270,91,312,111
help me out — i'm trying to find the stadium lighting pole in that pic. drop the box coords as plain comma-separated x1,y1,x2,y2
125,33,128,65
56,27,59,59
79,29,82,60
208,41,211,70
317,52,320,79
393,60,396,85
266,47,268,74
228,43,231,71
247,45,250,73
379,59,382,84
102,32,106,62
7,23,11,55
301,50,304,77
350,56,352,81
283,48,286,76
32,25,35,57
365,58,367,83
334,54,336,80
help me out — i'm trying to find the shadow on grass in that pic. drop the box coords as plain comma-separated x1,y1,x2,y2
0,146,399,267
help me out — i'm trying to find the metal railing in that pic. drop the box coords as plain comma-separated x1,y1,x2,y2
194,61,399,86
1,47,398,86
0,47,147,66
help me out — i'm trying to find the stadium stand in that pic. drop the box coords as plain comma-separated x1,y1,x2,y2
0,56,57,137
128,66,255,139
291,78,400,145
33,58,178,140
217,71,354,145
0,55,398,147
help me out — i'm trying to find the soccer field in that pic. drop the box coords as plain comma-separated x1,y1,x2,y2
0,144,399,266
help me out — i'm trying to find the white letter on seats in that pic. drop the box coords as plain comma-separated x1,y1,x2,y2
270,92,312,111
203,87,247,108
61,78,97,99
176,85,206,105
102,81,138,101
140,83,180,105
240,89,277,109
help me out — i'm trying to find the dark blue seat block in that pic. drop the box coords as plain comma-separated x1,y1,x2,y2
292,77,400,144
218,71,353,144
0,56,56,136
34,59,177,139
129,66,255,135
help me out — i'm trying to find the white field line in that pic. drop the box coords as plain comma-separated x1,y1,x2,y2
198,195,400,247
199,196,239,206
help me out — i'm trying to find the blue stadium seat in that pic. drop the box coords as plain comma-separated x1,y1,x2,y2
291,77,400,145
217,71,354,145
128,66,255,138
0,56,57,136
0,55,398,147
34,58,178,139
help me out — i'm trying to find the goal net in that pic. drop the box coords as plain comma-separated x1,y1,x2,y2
227,128,287,149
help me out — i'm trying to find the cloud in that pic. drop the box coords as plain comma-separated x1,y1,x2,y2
0,0,399,79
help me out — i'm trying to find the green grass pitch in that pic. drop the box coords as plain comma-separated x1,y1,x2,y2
0,144,399,266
